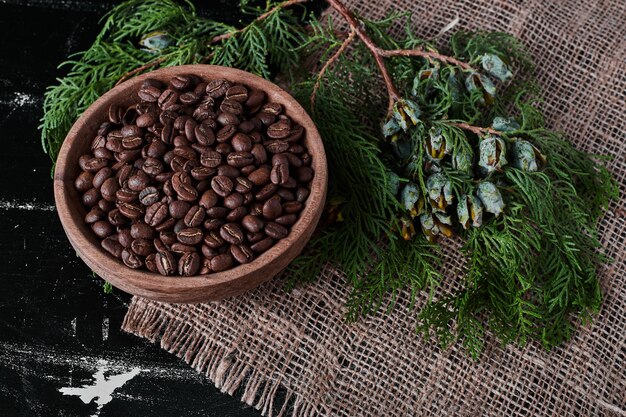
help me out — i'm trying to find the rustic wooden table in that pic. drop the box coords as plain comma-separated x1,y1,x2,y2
0,1,319,415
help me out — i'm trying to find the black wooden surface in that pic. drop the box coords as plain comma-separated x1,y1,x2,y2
0,1,312,416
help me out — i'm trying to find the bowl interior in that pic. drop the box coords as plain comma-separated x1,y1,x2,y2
54,65,327,303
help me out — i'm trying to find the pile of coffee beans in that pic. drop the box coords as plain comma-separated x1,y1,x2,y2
75,74,313,276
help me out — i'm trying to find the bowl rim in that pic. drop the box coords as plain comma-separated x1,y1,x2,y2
53,64,327,302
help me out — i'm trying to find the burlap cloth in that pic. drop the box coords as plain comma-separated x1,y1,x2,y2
122,1,626,415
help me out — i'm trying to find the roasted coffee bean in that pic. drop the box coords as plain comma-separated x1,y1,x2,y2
217,164,239,178
127,172,150,191
200,150,221,168
284,201,303,214
131,222,154,240
75,172,94,192
251,144,268,164
117,150,141,164
102,237,123,258
100,177,120,202
255,183,278,201
242,215,263,233
224,192,244,209
154,217,176,232
145,201,168,226
248,166,271,186
82,188,100,207
169,200,191,219
171,242,196,254
276,188,295,201
121,134,142,150
271,161,289,185
85,208,105,224
234,177,253,194
145,253,158,272
226,206,247,222
267,120,291,139
288,144,305,154
118,202,143,219
265,140,289,154
184,205,205,227
199,190,219,209
118,229,133,248
158,89,178,110
195,123,216,146
246,232,265,244
131,239,155,257
250,237,273,253
227,152,254,168
92,221,114,238
285,124,304,142
152,238,168,254
231,133,252,152
206,79,231,98
204,218,226,232
257,111,276,126
216,124,236,142
136,112,157,128
178,252,200,276
179,92,199,106
177,227,203,245
216,111,239,126
92,134,107,150
121,125,141,138
296,166,314,182
296,187,309,203
201,245,219,258
98,199,115,212
263,196,283,220
204,231,224,248
80,157,109,173
211,175,233,197
108,209,127,226
220,98,243,116
142,157,164,176
171,74,192,90
160,230,178,246
226,85,248,102
93,167,113,189
231,244,254,264
275,214,297,226
191,166,215,181
245,89,265,110
265,222,288,239
207,206,229,219
138,85,161,102
146,142,168,160
210,254,233,272
220,223,244,245
121,249,143,269
281,177,297,189
156,251,176,276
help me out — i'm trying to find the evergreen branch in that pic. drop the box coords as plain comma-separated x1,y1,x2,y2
447,121,502,136
207,0,309,45
379,48,474,71
311,27,356,109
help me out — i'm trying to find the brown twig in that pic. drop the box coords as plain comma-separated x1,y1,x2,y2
448,122,502,136
115,58,166,86
379,49,473,71
326,0,401,113
310,28,356,110
208,0,309,45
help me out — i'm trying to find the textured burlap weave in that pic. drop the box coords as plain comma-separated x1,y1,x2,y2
122,1,626,415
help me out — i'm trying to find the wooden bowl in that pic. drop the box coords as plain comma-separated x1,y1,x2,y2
54,65,327,303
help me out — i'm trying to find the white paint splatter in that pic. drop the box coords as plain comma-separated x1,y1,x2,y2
59,360,141,417
0,199,55,211
71,317,77,337
102,317,109,341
